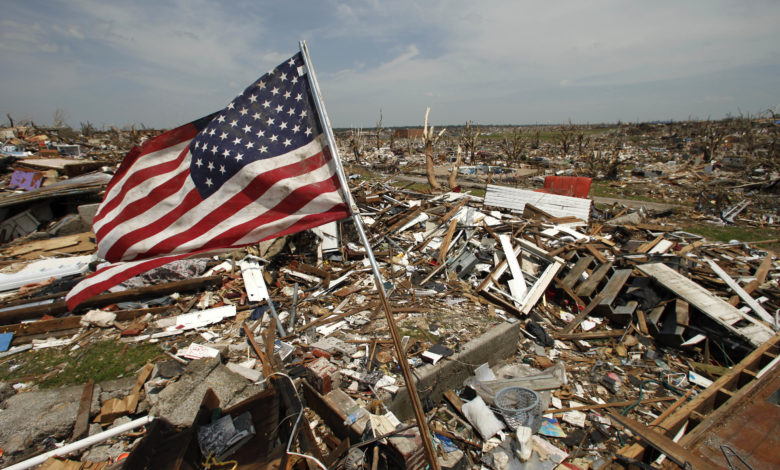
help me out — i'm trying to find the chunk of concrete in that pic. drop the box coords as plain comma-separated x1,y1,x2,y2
78,203,101,226
150,357,265,427
0,384,101,455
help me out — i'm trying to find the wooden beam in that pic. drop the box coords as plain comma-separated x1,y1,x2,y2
706,258,773,324
71,379,94,442
608,411,711,469
546,396,675,413
619,333,780,460
0,276,223,324
0,306,173,338
437,218,459,265
553,329,624,340
755,254,773,284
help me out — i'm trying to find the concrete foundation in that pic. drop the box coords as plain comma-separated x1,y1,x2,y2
385,321,522,421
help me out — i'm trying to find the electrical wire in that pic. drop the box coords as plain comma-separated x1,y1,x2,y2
621,378,684,416
258,372,329,470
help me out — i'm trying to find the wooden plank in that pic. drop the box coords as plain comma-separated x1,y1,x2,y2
637,235,663,254
561,255,594,289
706,258,773,324
522,258,563,315
554,279,586,309
618,388,698,460
0,276,223,324
546,396,675,413
443,390,466,417
71,379,94,441
637,263,773,346
596,269,632,304
322,437,350,468
553,329,624,340
608,412,711,469
677,240,704,255
438,197,469,223
584,243,607,263
755,254,773,284
437,218,459,265
620,333,780,460
575,261,613,297
0,306,172,337
559,291,607,334
679,350,780,450
499,233,527,304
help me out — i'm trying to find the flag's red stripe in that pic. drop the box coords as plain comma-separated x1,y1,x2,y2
66,204,348,311
103,121,202,199
103,188,203,262
94,146,191,227
129,149,331,259
96,167,193,243
187,174,343,250
257,203,349,241
65,253,191,310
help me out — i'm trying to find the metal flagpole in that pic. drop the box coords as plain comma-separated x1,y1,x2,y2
300,40,441,470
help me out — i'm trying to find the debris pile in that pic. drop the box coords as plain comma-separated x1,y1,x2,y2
0,120,778,469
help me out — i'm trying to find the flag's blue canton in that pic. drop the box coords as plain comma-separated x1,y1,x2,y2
189,52,322,199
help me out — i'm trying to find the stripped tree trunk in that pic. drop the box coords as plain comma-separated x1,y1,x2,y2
422,107,445,191
449,146,462,189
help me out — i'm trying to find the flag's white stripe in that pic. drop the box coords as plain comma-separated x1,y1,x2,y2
94,142,191,233
231,190,344,246
65,257,168,303
96,176,198,259
103,140,190,202
97,136,327,241
114,157,337,259
95,136,330,256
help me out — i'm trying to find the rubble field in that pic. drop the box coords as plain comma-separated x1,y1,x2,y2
0,117,778,469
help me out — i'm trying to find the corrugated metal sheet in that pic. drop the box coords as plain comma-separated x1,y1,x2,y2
483,184,592,221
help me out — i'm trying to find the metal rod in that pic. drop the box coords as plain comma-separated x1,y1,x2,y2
290,282,299,331
267,297,286,337
5,415,154,470
299,40,441,470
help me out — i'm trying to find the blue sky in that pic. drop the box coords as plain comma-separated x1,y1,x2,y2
1,0,778,129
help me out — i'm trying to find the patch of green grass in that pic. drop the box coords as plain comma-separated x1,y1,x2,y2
590,181,694,206
0,339,163,388
345,165,385,182
590,181,616,198
683,225,780,250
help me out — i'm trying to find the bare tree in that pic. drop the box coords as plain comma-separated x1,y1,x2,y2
499,129,525,162
576,132,588,156
701,119,726,162
375,109,383,150
80,121,96,138
449,146,462,189
530,129,540,150
735,112,756,158
349,127,363,161
422,107,446,191
604,141,622,180
52,108,68,128
459,121,480,164
557,121,574,157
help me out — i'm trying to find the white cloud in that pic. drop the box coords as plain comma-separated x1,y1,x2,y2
1,0,778,127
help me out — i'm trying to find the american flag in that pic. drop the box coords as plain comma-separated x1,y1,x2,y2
66,52,349,309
